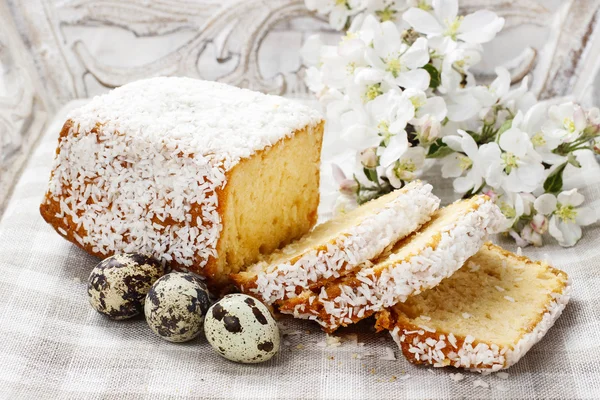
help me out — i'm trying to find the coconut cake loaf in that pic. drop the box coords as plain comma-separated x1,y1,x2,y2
40,77,324,289
279,196,505,332
231,181,440,305
375,242,571,371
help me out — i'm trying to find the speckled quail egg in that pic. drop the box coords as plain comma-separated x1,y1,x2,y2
144,272,212,343
204,294,280,363
88,253,165,320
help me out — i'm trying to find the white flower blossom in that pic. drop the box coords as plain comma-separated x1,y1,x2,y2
493,117,545,193
534,189,597,247
384,147,426,186
442,130,500,193
542,102,587,144
364,22,431,90
306,0,366,30
403,0,504,45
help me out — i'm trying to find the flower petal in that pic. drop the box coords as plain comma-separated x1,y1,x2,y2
417,96,447,121
442,135,464,152
514,163,545,192
556,220,582,247
490,67,510,98
403,7,444,36
499,127,530,158
441,153,465,178
395,69,431,91
433,0,458,23
457,10,505,44
401,37,430,69
331,163,347,185
379,132,409,167
557,188,584,207
329,7,348,31
575,207,597,226
534,193,557,215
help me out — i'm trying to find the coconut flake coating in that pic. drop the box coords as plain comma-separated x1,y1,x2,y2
144,272,213,343
390,279,572,371
88,253,165,320
282,197,505,332
44,77,322,269
204,294,280,364
246,182,440,305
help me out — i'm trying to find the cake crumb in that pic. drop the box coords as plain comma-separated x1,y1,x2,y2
370,368,376,375
380,347,396,361
328,356,335,360
473,379,490,388
295,344,304,350
390,376,397,382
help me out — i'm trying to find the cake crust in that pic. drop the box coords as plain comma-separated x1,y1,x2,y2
40,78,323,289
278,196,504,332
231,182,440,304
376,242,571,371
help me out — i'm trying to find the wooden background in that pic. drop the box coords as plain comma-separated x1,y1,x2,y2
1,0,599,215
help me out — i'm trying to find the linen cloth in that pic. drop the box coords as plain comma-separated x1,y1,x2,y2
1,101,600,400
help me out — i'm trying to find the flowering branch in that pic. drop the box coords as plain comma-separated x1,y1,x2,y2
303,0,599,247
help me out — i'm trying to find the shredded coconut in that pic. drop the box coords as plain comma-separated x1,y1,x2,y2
250,182,439,304
450,373,464,382
380,347,397,361
285,197,505,331
473,378,490,388
45,77,322,269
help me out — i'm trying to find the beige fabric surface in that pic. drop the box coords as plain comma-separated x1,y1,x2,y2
1,101,600,399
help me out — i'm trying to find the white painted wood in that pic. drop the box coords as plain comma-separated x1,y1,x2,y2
0,0,599,214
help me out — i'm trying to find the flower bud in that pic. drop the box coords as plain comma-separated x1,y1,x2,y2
587,107,600,125
418,119,441,144
530,214,548,234
483,189,498,202
593,138,600,155
521,225,543,247
339,179,359,196
360,147,378,169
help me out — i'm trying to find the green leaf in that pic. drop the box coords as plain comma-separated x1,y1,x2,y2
426,139,454,159
543,162,568,193
567,153,581,168
423,64,441,89
363,167,379,183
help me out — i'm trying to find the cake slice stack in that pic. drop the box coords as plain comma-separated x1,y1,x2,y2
278,195,504,332
375,242,571,371
232,181,440,305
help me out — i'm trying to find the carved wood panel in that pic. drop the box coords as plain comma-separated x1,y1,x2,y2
1,0,599,213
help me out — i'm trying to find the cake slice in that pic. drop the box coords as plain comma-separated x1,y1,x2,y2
231,181,440,304
279,196,504,332
375,242,571,371
40,77,324,289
